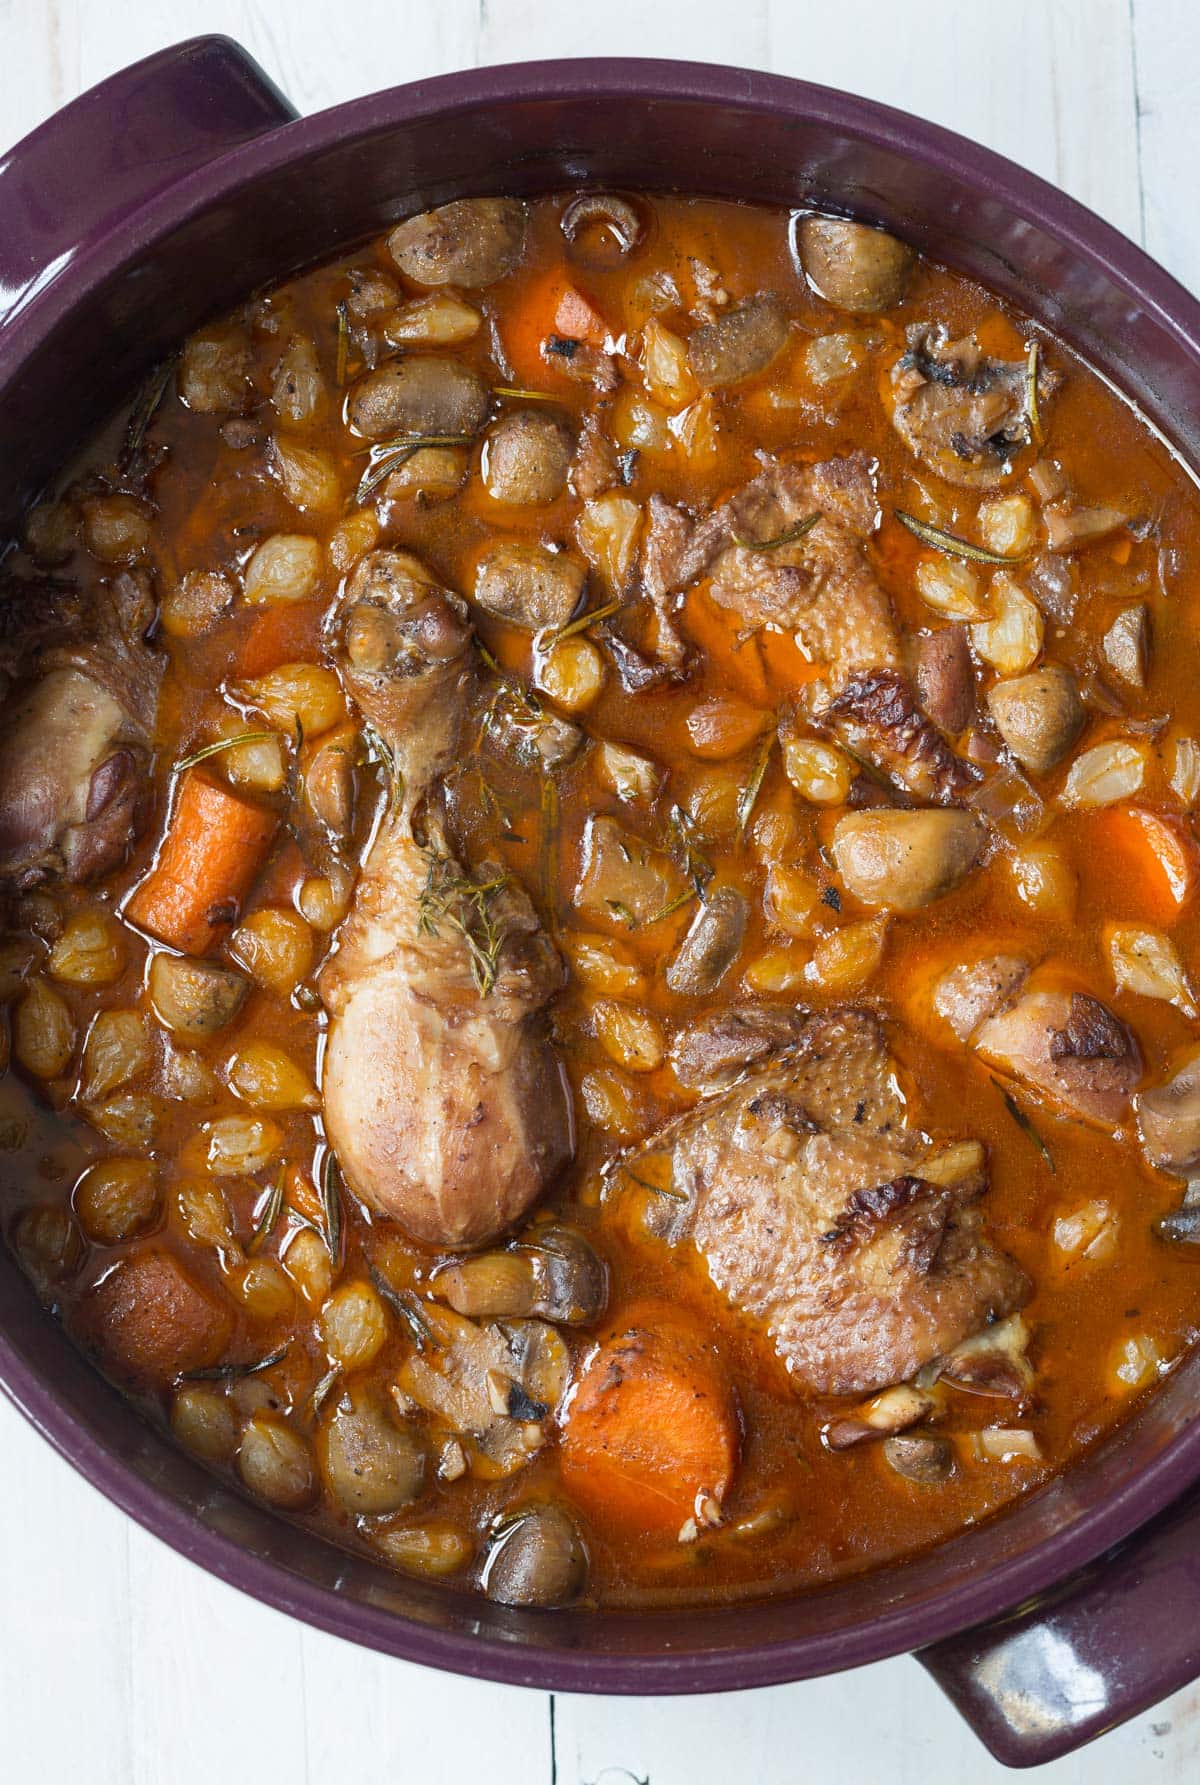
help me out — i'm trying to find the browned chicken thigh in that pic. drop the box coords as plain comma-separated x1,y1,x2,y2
319,551,572,1248
631,1008,1028,1396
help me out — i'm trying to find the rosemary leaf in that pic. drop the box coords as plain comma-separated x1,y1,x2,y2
993,1078,1056,1173
624,1165,686,1203
309,1364,341,1421
321,1148,344,1262
122,357,174,466
248,1173,284,1256
896,510,1029,566
732,511,822,552
181,1343,289,1383
335,301,350,387
1025,338,1042,447
369,1266,441,1351
176,731,277,772
539,598,622,652
736,728,776,840
539,772,560,920
356,433,475,502
492,385,556,401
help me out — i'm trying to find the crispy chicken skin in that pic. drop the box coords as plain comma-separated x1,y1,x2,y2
319,551,572,1248
631,1009,1028,1396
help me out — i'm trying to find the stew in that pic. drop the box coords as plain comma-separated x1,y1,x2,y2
2,189,1200,1611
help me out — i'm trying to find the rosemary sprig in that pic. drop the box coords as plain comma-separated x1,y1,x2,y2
418,851,511,997
335,301,350,387
321,1149,344,1262
993,1078,1056,1173
736,727,777,840
308,1365,341,1422
121,357,174,467
356,432,475,502
896,510,1029,566
538,598,622,653
248,1173,284,1256
492,385,556,401
181,1344,289,1383
369,1266,441,1351
176,731,276,772
623,1164,686,1202
732,511,822,552
1025,338,1042,447
539,772,560,921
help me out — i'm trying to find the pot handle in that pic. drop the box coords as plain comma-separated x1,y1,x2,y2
918,1483,1200,1766
0,35,296,324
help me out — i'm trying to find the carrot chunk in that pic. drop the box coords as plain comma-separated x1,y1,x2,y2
501,266,611,386
236,598,325,677
1090,804,1198,926
560,1300,740,1539
126,769,279,954
82,1250,233,1384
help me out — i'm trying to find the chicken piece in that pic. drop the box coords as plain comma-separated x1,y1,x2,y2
0,571,162,889
890,325,1059,488
816,669,981,805
631,1008,1028,1396
319,551,572,1248
933,953,1142,1128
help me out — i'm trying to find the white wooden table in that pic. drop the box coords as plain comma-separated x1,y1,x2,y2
3,2,1200,1777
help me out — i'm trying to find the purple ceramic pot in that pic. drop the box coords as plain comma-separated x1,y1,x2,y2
3,38,1200,1768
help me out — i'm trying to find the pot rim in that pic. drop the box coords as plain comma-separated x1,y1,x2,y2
5,50,1200,1693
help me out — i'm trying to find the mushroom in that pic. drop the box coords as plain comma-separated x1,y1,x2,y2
574,816,686,933
561,193,644,261
938,1313,1034,1401
687,293,789,388
386,198,526,288
914,626,975,735
823,1382,938,1451
431,1225,609,1326
318,1396,428,1515
473,541,586,632
986,666,1085,776
664,887,748,996
830,809,987,911
883,1433,955,1484
1154,1178,1200,1247
797,217,915,314
483,1502,588,1607
1136,1046,1200,1175
482,410,574,506
347,356,488,441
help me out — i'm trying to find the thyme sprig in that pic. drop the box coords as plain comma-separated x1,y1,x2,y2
737,726,777,840
418,850,511,997
1025,338,1043,446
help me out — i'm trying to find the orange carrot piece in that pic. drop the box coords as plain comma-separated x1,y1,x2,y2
501,265,611,386
126,770,279,954
560,1300,740,1539
236,598,325,678
1090,804,1198,926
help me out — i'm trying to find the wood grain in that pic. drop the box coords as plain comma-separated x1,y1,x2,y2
1,2,1197,1779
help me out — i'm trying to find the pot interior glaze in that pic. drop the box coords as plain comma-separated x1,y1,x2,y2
4,49,1200,1694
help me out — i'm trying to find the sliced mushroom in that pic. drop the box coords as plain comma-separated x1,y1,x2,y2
387,198,526,288
483,1502,588,1607
986,667,1085,776
347,356,488,441
797,217,915,314
687,293,789,388
1136,1047,1200,1175
431,1225,608,1326
938,1313,1033,1400
914,626,975,735
561,193,644,262
1154,1178,1200,1246
1043,503,1127,552
664,887,748,995
890,325,1057,489
671,1002,809,1092
824,1382,937,1451
831,809,987,911
318,1396,428,1515
482,410,574,506
473,542,586,632
883,1433,955,1484
1103,604,1150,689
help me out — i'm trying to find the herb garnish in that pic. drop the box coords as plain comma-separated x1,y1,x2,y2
732,512,822,552
176,731,277,773
335,301,350,386
1025,338,1043,447
356,432,475,502
181,1344,289,1383
492,385,556,401
896,510,1029,566
363,722,405,817
538,598,622,652
121,357,174,468
993,1077,1056,1172
418,851,510,996
321,1148,344,1261
248,1173,284,1256
736,726,777,840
